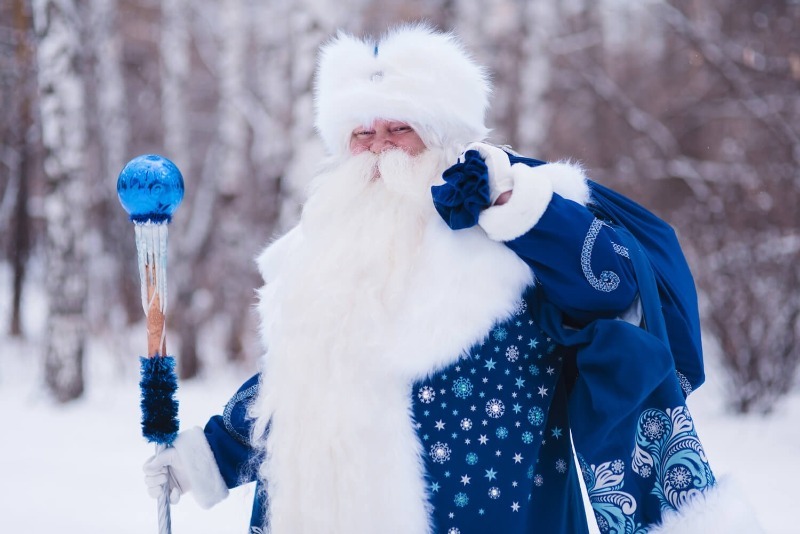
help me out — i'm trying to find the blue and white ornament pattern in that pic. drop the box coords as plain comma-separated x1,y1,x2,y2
632,406,716,511
577,404,716,533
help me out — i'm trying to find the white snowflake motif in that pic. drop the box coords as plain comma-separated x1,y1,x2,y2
488,487,501,499
642,415,665,440
430,442,452,464
505,345,520,362
555,459,567,474
595,514,609,532
521,431,534,444
460,418,473,431
496,426,509,439
638,464,652,478
529,364,540,376
514,299,528,316
610,459,625,474
492,327,508,342
418,386,436,404
533,474,544,487
667,465,693,490
486,399,506,418
454,492,469,508
527,406,545,426
452,377,473,399
447,529,461,534
466,452,479,465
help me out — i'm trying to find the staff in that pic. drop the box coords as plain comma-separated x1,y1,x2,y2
117,154,184,534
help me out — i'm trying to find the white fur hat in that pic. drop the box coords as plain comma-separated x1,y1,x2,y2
314,24,491,157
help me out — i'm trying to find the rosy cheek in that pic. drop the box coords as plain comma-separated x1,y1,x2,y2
350,140,367,154
404,143,425,156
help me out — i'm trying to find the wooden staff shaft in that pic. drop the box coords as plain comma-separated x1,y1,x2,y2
146,264,167,357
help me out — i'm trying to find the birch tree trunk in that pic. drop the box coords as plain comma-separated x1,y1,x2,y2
9,0,35,337
87,0,138,331
514,2,558,153
217,0,247,197
275,0,361,230
32,0,89,402
159,0,202,378
447,0,524,146
251,0,293,232
160,0,190,174
216,0,255,362
89,0,129,179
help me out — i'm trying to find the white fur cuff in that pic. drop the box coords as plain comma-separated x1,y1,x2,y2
173,426,230,509
648,477,764,533
478,163,554,242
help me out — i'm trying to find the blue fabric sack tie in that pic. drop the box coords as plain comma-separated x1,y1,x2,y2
431,150,491,230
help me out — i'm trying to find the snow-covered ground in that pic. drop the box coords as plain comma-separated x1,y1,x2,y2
0,266,796,533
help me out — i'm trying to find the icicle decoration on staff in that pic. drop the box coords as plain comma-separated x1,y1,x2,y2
117,154,185,534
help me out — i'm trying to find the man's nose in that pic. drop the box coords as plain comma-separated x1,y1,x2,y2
369,133,395,153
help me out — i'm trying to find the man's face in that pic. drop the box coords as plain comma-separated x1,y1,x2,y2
349,119,427,156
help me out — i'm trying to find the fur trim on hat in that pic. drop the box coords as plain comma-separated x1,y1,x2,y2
314,23,491,156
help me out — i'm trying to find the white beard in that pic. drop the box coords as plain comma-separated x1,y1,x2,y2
296,148,448,322
251,148,534,533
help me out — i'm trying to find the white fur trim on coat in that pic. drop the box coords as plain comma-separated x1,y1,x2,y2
314,24,491,156
478,163,553,242
172,426,229,509
648,477,764,534
255,226,301,283
549,160,591,206
478,161,589,242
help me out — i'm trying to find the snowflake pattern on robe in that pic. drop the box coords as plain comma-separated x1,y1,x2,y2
412,300,568,533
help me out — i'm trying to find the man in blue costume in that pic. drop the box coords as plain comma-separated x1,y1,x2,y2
144,25,757,533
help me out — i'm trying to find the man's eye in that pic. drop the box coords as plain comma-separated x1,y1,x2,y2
354,130,374,137
392,126,411,133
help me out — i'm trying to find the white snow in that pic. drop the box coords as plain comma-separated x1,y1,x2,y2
0,263,795,533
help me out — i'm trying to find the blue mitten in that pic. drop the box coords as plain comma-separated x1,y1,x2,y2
431,149,492,230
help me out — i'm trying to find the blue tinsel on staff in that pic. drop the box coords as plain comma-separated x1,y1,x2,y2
140,355,180,445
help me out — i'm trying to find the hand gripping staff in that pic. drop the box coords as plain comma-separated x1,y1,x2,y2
117,154,184,534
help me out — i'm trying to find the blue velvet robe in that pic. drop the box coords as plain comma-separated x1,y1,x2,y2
201,178,715,533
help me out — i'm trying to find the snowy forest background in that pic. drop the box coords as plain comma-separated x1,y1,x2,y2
3,0,797,412
1,0,799,532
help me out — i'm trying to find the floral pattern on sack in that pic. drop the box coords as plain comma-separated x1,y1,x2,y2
632,406,716,513
577,454,647,534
